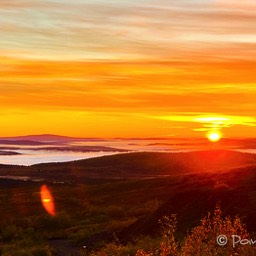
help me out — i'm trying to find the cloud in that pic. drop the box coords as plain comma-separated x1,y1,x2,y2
1,1,256,137
0,57,255,116
0,0,256,61
154,114,256,133
214,0,256,9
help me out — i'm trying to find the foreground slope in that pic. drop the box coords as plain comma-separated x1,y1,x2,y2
0,150,256,254
120,164,256,241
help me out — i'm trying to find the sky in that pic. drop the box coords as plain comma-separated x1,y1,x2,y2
0,0,256,138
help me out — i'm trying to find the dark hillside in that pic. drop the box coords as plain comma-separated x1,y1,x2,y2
29,150,256,182
120,165,256,241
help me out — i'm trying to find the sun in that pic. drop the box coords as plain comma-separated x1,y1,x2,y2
207,131,222,142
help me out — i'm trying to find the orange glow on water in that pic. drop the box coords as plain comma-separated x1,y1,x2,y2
40,185,56,216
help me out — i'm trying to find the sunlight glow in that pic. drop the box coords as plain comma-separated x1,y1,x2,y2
207,132,222,142
1,0,256,138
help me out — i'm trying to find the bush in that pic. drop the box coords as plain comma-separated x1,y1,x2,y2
0,224,22,242
90,243,137,256
158,214,179,256
83,206,255,256
181,206,252,256
0,245,53,256
137,205,254,256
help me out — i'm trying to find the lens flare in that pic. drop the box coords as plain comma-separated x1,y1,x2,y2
40,185,56,216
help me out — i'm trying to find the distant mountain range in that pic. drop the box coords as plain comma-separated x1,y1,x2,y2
0,134,256,149
0,134,106,143
0,140,47,146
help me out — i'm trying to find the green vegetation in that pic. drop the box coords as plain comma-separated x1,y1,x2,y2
0,151,256,255
0,178,171,256
92,206,254,256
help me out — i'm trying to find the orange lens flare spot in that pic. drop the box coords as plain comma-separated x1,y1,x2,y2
207,131,222,142
40,185,56,216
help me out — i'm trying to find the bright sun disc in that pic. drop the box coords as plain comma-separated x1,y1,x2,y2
207,132,221,142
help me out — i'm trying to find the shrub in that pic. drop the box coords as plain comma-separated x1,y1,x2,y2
0,224,22,242
0,245,53,256
158,214,179,256
181,206,252,256
136,205,255,256
90,243,137,256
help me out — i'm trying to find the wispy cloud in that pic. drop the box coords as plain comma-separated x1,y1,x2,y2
0,0,256,60
1,1,256,137
1,58,256,114
154,114,256,133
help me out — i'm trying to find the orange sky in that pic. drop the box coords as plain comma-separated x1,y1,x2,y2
0,0,256,138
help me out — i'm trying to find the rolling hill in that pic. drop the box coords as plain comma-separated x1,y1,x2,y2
30,150,256,182
0,149,256,253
